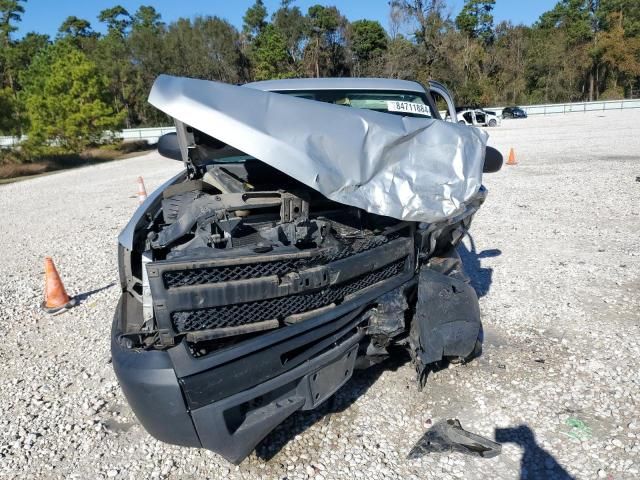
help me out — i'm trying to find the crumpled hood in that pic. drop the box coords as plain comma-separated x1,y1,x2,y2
148,74,488,223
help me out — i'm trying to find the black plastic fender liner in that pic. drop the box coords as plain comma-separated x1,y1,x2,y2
111,294,201,448
412,267,481,367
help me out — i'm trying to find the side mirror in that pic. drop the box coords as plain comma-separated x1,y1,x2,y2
483,146,503,173
158,132,182,161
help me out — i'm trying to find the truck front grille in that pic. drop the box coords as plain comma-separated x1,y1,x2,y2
171,258,407,332
163,229,407,288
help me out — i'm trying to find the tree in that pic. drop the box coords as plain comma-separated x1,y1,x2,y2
7,31,49,86
21,46,123,151
243,0,268,39
0,0,27,134
350,20,387,62
129,6,166,125
0,86,19,133
0,0,24,45
599,0,640,36
251,24,292,80
304,5,348,77
493,22,529,104
58,16,94,38
0,0,26,86
163,16,246,83
98,5,131,36
272,0,306,65
95,6,135,127
57,16,98,53
456,0,496,43
384,35,419,79
389,0,449,81
598,12,640,97
134,5,163,31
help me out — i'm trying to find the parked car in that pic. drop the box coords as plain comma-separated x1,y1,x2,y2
112,76,503,464
453,108,501,127
502,106,527,119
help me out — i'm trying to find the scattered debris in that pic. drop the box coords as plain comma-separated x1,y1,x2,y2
564,417,592,440
408,419,502,459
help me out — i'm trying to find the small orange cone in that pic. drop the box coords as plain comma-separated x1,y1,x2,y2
42,257,76,314
137,176,148,204
507,148,518,166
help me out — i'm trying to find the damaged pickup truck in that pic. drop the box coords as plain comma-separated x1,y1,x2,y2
112,76,502,463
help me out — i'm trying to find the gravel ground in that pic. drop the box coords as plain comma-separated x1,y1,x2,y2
0,110,638,480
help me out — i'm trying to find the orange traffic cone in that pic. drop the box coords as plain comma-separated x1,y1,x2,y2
507,148,518,166
137,176,148,204
41,257,76,314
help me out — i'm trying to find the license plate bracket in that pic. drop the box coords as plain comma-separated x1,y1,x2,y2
306,345,358,409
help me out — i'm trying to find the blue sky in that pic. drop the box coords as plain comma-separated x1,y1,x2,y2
16,0,559,38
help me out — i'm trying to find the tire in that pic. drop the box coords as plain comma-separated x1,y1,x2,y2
458,120,466,125
488,119,497,127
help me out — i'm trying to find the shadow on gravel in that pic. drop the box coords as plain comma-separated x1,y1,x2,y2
458,235,501,298
75,282,116,304
255,348,412,461
495,425,575,480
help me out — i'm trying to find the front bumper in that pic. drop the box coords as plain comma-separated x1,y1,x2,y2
112,291,371,463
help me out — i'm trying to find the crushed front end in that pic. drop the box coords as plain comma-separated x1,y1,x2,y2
112,76,496,464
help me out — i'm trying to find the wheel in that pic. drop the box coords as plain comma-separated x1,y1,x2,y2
458,120,466,125
488,119,497,127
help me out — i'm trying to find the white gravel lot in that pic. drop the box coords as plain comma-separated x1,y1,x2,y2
0,109,639,480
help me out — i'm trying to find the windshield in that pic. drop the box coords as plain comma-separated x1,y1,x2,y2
274,89,435,119
196,88,436,164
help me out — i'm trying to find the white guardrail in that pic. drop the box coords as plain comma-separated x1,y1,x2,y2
2,98,640,147
119,126,176,143
485,98,640,116
0,127,176,148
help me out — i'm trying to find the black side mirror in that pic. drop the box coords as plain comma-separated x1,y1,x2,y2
483,146,503,173
158,132,182,161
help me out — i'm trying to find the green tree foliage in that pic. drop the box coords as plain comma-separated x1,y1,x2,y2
94,6,134,127
599,0,640,36
0,85,19,133
21,46,123,151
57,16,98,53
251,24,292,80
455,0,495,43
350,20,388,75
58,16,94,38
162,16,245,82
598,12,640,97
128,6,167,126
0,0,24,43
98,5,132,36
243,0,268,39
272,0,306,64
0,0,29,134
305,5,348,77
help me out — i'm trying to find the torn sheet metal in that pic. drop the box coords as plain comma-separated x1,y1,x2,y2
408,419,502,459
149,75,488,223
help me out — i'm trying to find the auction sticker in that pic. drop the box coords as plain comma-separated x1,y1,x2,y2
386,101,431,116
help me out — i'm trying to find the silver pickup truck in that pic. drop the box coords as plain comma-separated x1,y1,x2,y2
111,76,502,464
